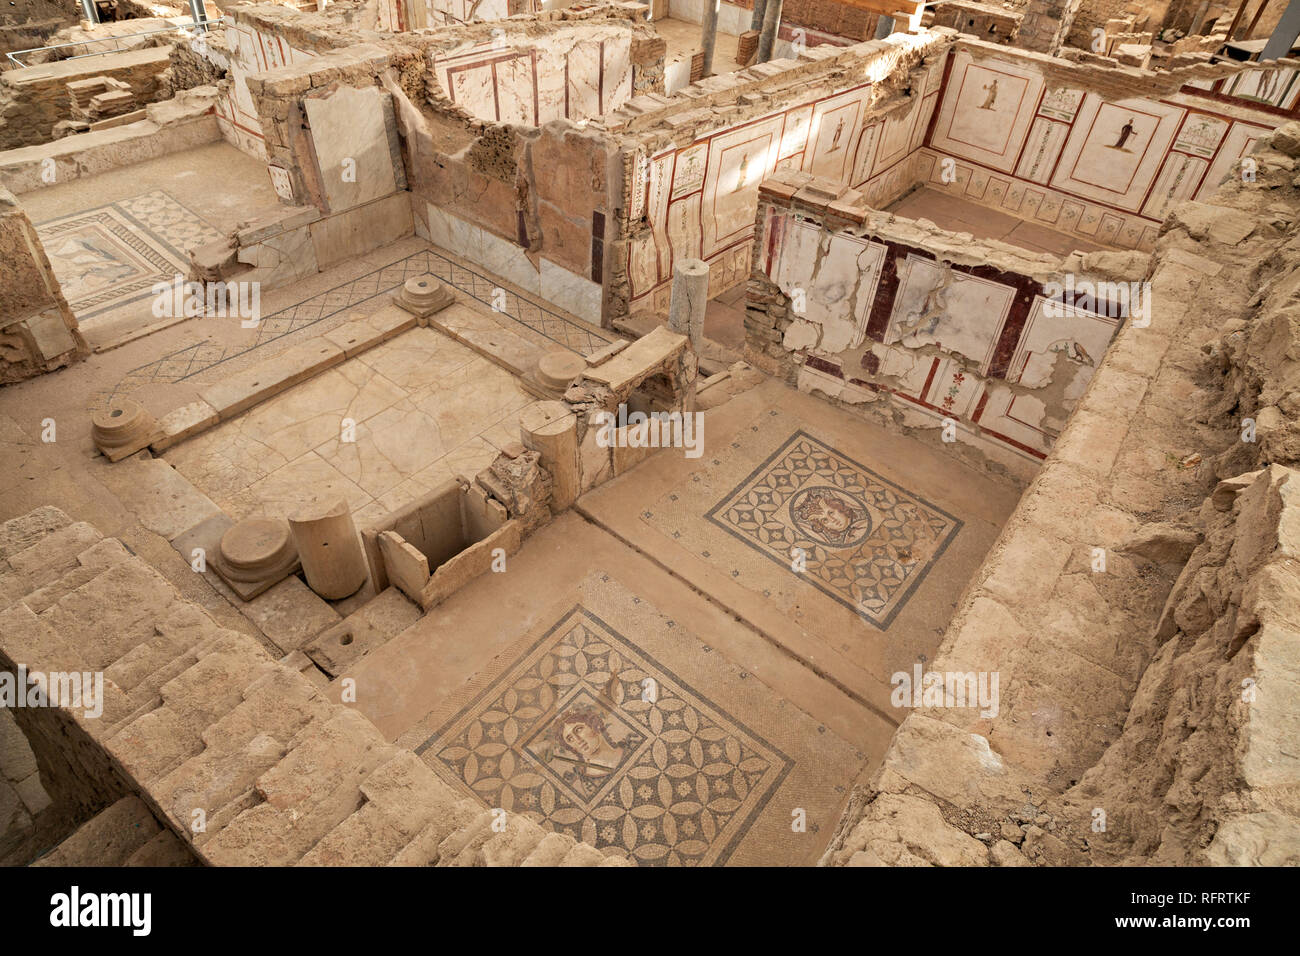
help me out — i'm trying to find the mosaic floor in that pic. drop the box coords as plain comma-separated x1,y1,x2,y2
409,573,862,866
37,190,224,324
644,407,964,631
706,430,962,627
165,324,532,524
109,246,614,403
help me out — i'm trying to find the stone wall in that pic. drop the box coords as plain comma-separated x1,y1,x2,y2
929,1,1023,45
684,0,880,41
0,506,633,866
744,171,1147,480
0,85,222,194
819,122,1300,867
0,186,87,384
0,44,173,150
1016,0,1084,53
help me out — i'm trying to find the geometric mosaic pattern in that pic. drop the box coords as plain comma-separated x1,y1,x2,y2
417,604,792,866
107,247,614,403
37,190,222,320
706,430,962,628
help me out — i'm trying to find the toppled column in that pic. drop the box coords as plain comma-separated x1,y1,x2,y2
668,258,708,353
520,400,579,512
289,497,368,600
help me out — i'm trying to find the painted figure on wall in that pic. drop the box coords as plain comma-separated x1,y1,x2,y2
734,153,750,193
829,117,845,153
1110,117,1138,151
979,78,998,110
1047,338,1095,366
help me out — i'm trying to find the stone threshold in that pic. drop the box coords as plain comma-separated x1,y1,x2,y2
148,305,416,455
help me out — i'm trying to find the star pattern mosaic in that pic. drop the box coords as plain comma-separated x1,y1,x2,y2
706,430,962,627
417,605,792,866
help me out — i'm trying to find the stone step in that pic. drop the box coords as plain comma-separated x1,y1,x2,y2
122,827,198,866
32,796,161,867
0,507,74,564
38,558,182,672
201,710,397,866
520,831,578,866
297,751,462,866
386,797,485,866
1,531,122,610
558,842,609,867
107,636,277,784
475,814,548,867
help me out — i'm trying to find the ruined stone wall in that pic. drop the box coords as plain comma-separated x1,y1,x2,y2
0,16,71,57
745,171,1147,480
0,506,633,867
0,85,223,193
820,123,1300,867
929,1,1023,45
0,186,87,384
0,44,172,150
609,29,953,320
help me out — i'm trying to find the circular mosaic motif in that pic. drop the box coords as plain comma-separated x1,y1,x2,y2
789,485,873,549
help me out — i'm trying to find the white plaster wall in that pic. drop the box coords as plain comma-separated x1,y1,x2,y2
668,0,750,35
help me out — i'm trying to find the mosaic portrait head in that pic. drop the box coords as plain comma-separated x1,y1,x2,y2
790,486,872,548
553,707,624,772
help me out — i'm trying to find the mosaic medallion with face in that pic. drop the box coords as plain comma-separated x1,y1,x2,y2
788,485,872,549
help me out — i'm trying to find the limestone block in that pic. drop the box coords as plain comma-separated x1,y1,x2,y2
377,530,430,604
150,401,219,453
579,409,613,493
200,337,344,419
303,85,402,214
237,575,342,652
112,457,223,543
310,192,413,271
420,520,521,610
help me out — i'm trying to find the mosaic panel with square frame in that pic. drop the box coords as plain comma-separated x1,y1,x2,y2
418,604,793,866
706,430,962,627
37,190,223,319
